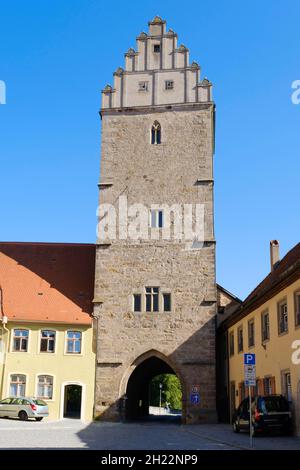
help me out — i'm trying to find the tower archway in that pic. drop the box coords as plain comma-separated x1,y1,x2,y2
122,351,184,422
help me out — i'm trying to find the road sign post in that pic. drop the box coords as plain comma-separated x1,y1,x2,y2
244,353,256,448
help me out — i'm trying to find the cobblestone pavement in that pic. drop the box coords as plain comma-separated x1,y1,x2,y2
0,418,299,450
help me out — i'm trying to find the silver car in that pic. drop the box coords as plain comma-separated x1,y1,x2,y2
0,397,49,421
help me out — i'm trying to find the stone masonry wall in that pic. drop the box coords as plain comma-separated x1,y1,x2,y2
94,105,217,424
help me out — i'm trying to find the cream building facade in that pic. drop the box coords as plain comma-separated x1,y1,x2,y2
0,242,96,421
221,241,300,435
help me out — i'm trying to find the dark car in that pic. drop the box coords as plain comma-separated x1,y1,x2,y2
232,395,292,435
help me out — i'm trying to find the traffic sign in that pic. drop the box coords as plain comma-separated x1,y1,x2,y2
244,354,256,448
244,364,256,386
190,393,200,405
244,353,255,365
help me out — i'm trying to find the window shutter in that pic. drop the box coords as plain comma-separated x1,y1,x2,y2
257,378,264,395
271,376,276,394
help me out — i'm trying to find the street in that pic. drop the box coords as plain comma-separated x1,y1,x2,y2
0,418,300,450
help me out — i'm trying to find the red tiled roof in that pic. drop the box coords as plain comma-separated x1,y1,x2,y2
0,242,96,325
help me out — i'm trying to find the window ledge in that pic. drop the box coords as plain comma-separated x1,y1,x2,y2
278,331,289,337
63,353,83,357
133,311,173,315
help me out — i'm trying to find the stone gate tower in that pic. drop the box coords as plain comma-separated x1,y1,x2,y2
94,16,217,424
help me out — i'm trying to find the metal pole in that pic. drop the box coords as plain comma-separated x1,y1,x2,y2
159,385,162,415
249,383,253,448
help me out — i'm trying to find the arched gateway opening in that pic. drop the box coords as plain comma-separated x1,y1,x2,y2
124,354,183,422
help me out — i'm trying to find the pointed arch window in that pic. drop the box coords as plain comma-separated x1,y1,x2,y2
151,121,161,145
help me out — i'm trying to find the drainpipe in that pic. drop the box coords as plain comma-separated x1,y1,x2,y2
0,285,9,399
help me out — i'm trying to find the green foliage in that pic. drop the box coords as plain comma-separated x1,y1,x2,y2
149,374,182,410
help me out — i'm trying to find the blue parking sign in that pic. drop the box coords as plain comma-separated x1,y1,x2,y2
244,353,255,365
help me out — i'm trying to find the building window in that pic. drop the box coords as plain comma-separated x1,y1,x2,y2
237,326,243,353
37,375,53,399
261,311,270,342
150,209,163,228
40,330,56,353
282,372,292,402
66,331,82,354
295,291,300,327
139,81,148,91
151,121,161,145
133,294,141,312
12,329,29,352
10,374,26,397
165,80,174,90
248,319,255,348
229,331,234,357
278,299,288,334
163,293,171,312
153,44,160,53
145,287,159,312
264,376,275,395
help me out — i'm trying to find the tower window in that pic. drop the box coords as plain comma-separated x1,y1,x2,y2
133,294,141,312
139,81,149,91
153,44,160,53
151,121,161,145
146,287,159,312
165,80,174,90
163,293,171,312
150,209,163,228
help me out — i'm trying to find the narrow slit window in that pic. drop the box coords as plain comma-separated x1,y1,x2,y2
133,294,141,312
150,209,163,228
151,121,161,145
163,293,171,312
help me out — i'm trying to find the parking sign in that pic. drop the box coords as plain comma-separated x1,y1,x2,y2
244,353,255,365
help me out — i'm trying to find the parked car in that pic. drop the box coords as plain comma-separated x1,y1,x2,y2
232,395,292,435
0,397,49,421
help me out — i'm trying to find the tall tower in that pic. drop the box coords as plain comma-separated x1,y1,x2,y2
94,17,217,424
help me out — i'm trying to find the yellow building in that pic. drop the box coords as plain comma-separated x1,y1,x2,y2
0,242,96,421
221,241,300,435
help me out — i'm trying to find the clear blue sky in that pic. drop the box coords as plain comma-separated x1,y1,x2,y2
0,0,299,299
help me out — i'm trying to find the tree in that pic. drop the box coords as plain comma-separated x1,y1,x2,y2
149,374,182,410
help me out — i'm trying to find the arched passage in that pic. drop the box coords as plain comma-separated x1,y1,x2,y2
124,354,183,422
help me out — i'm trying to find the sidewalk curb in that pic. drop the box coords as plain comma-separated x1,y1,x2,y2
182,428,253,451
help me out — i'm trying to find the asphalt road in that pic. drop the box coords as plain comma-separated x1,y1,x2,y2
0,418,300,450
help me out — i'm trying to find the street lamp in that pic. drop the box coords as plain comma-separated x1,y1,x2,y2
159,383,163,415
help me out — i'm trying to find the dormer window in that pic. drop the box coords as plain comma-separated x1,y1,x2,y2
151,121,161,145
165,80,174,90
139,81,149,91
153,44,160,53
